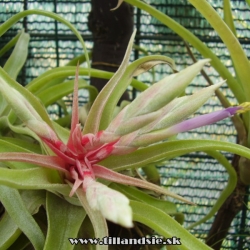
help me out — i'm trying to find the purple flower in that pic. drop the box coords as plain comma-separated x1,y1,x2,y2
164,106,242,137
131,105,248,147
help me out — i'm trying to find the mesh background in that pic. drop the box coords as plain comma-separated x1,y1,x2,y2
0,0,250,249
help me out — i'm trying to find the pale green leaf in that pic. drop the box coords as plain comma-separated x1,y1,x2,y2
0,32,21,57
131,200,212,250
223,0,237,35
0,190,45,249
0,139,41,169
3,31,29,80
37,79,98,106
100,139,250,171
1,137,41,154
0,212,21,250
44,192,86,250
110,183,177,215
0,167,70,196
88,54,176,132
0,186,45,250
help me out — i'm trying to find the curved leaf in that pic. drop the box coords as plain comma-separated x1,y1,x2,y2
188,0,250,135
189,0,250,100
3,31,30,80
0,190,45,250
131,200,212,250
37,80,98,106
0,9,89,67
0,139,41,169
97,55,176,131
223,0,237,36
0,212,21,250
110,183,177,215
41,53,92,89
0,32,21,57
44,192,86,250
0,186,45,250
0,167,70,195
26,67,147,94
0,152,66,172
94,165,192,204
100,139,250,171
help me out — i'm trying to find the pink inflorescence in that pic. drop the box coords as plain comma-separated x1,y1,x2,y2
41,126,120,196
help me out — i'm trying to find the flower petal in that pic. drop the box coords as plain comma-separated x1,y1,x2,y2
132,106,241,146
163,106,240,136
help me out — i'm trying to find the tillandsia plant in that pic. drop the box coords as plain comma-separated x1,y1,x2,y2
1,7,250,250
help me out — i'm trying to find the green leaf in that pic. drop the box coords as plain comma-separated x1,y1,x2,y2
3,31,30,80
142,164,161,184
223,0,237,36
0,212,21,250
0,32,21,57
20,190,46,214
75,217,95,250
110,183,177,215
38,53,92,91
189,0,250,143
131,200,212,250
0,190,46,250
0,186,45,250
37,79,98,107
0,139,41,169
0,137,41,154
26,66,146,95
51,120,70,144
0,31,29,118
44,192,86,250
100,139,250,171
7,233,32,250
0,167,70,195
189,0,250,99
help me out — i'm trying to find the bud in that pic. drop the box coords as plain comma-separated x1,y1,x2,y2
83,176,133,228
